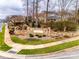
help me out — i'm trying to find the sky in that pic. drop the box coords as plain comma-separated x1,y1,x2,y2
0,0,24,19
26,0,77,13
0,0,78,19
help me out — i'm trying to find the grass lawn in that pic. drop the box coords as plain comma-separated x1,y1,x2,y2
0,24,11,51
18,40,79,55
11,35,63,45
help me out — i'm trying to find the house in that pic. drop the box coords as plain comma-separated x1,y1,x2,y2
32,11,59,22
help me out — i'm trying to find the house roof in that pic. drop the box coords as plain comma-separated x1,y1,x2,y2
47,15,60,20
8,15,25,22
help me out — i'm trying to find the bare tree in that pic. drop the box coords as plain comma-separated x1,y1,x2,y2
57,0,73,31
58,0,73,21
59,0,66,21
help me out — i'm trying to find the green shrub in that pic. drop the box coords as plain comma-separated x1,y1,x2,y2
29,34,34,37
63,35,71,38
43,35,46,37
35,34,42,38
51,21,77,31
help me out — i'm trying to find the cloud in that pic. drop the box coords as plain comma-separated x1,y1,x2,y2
0,0,23,8
0,0,24,19
0,0,77,19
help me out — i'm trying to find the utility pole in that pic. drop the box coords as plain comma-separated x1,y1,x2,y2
27,0,29,22
45,0,50,23
75,0,78,23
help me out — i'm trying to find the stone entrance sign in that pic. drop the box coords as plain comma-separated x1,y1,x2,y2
33,29,44,34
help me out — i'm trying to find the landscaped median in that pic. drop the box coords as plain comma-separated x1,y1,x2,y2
11,35,63,45
18,40,79,55
11,31,79,55
0,24,11,51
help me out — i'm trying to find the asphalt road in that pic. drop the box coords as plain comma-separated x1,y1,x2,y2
0,55,79,59
22,47,79,59
0,47,79,59
0,56,14,59
1,50,79,59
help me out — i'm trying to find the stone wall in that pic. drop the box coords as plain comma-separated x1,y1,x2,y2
14,27,51,36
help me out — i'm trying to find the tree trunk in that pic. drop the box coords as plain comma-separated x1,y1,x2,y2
33,0,35,21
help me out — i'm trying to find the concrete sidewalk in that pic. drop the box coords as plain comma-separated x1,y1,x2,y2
7,47,22,54
0,46,79,59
